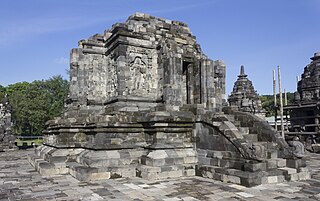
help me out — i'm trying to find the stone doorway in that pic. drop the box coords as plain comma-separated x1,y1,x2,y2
182,61,192,105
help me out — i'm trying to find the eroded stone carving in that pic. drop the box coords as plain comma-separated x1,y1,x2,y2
288,137,305,158
129,56,148,94
106,57,117,99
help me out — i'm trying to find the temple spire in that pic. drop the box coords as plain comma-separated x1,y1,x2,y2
238,65,247,78
240,65,245,75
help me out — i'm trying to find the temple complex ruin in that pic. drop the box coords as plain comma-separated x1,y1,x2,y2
228,65,265,118
284,52,320,151
0,95,16,151
30,13,309,187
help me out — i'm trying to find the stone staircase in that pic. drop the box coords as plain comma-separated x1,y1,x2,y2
196,112,310,187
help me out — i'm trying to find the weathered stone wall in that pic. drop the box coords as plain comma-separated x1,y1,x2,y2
67,13,225,110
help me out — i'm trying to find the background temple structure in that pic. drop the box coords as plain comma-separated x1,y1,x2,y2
284,52,320,151
0,95,16,151
228,65,265,118
30,13,309,187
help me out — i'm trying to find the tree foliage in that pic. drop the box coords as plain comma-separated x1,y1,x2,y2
2,76,69,135
260,92,294,117
0,85,5,100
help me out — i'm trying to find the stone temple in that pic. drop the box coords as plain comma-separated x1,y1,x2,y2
30,13,309,187
228,65,265,118
284,52,320,151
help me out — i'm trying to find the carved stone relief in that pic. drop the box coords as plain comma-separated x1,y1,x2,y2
127,47,154,97
106,56,118,99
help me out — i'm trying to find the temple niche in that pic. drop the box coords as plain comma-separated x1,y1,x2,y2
228,65,265,118
30,13,309,187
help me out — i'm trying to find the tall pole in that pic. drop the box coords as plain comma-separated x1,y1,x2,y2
284,89,288,106
278,66,285,138
284,89,289,131
273,70,277,130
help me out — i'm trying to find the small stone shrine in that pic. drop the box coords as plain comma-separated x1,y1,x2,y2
30,13,309,187
0,95,16,151
284,52,320,151
228,65,265,118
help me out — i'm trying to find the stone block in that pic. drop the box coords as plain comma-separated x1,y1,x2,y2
286,159,306,169
279,167,297,174
240,177,262,187
222,174,241,184
197,156,211,166
275,158,286,168
157,170,183,179
243,162,266,172
184,156,197,164
266,160,277,170
267,150,278,159
184,168,195,176
140,172,157,180
89,172,111,181
287,173,299,181
142,158,165,166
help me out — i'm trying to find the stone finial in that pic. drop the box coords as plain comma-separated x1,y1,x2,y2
238,65,247,78
311,52,320,61
240,65,245,75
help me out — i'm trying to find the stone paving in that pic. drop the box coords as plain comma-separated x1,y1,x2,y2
1,150,320,201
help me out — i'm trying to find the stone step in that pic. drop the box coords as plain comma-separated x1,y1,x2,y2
198,156,254,171
196,164,308,187
138,164,196,180
199,153,288,172
30,155,69,176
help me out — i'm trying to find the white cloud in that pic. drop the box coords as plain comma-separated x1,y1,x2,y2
54,57,69,65
0,14,128,46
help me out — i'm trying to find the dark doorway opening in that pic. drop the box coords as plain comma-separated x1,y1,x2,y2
183,61,192,104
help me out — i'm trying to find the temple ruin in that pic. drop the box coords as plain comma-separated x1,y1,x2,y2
29,13,309,187
228,65,265,118
0,95,16,151
284,52,320,151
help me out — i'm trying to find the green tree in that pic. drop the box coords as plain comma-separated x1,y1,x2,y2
260,92,295,117
6,82,31,134
0,85,5,101
45,75,69,117
4,76,69,135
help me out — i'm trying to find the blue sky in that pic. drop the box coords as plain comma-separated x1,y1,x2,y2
0,0,319,95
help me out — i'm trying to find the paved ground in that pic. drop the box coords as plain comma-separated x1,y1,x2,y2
1,150,320,201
